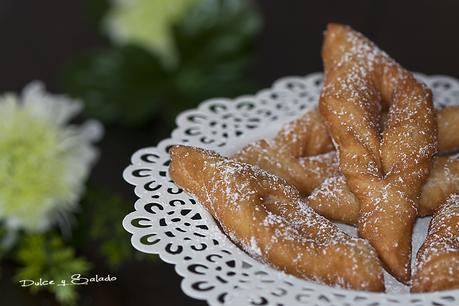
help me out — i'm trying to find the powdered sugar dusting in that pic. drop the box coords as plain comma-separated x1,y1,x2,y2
309,175,347,205
319,24,437,282
170,145,384,291
412,194,459,292
416,194,459,269
233,137,339,195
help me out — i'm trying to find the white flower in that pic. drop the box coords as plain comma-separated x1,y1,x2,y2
0,82,103,232
104,0,199,67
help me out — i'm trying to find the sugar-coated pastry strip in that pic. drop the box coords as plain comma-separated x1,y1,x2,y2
274,107,458,156
233,107,459,201
308,174,360,225
169,145,385,291
411,194,459,292
319,23,437,283
233,139,339,195
233,110,338,196
273,108,333,157
419,154,459,216
438,106,459,153
308,155,459,224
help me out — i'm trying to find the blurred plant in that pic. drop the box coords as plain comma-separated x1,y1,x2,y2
0,82,103,232
0,83,104,305
15,233,91,305
76,186,153,268
63,45,168,126
0,0,264,304
105,0,199,67
64,0,262,127
6,183,155,305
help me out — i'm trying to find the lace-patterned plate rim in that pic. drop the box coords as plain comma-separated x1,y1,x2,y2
122,73,459,306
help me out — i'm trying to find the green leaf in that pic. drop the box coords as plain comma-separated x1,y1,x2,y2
63,45,169,126
14,233,91,305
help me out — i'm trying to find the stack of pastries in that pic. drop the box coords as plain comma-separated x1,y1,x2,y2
169,24,459,293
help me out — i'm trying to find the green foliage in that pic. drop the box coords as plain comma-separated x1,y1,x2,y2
171,0,262,107
78,187,153,268
63,0,262,127
63,45,168,126
8,188,153,305
15,233,91,305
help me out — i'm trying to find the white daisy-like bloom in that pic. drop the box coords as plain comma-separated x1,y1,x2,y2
0,82,103,232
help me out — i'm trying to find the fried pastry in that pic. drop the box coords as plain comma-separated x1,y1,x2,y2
273,108,333,156
232,111,338,195
274,106,458,156
232,110,338,195
234,106,459,200
233,139,339,195
308,174,360,225
309,155,459,224
319,24,437,282
438,106,459,153
169,145,385,291
419,154,459,216
411,194,459,292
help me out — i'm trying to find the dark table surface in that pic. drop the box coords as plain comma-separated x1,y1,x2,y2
0,1,458,305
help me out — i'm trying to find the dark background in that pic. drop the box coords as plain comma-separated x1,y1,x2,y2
0,0,458,305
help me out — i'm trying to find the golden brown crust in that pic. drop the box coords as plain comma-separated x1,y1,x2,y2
438,106,459,153
232,109,339,196
275,106,458,154
169,145,385,291
308,175,360,225
233,108,459,225
308,156,459,224
233,106,459,215
411,194,459,293
273,109,334,157
319,23,437,283
419,155,459,216
233,139,339,195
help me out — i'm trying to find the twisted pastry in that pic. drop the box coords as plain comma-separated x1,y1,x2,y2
169,145,384,291
273,108,333,156
418,154,459,215
319,24,437,282
309,155,459,224
233,139,339,195
234,114,459,225
234,106,459,199
274,107,458,157
411,194,459,292
233,110,338,195
438,106,459,153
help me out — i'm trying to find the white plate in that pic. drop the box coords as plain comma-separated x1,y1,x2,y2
123,73,459,306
